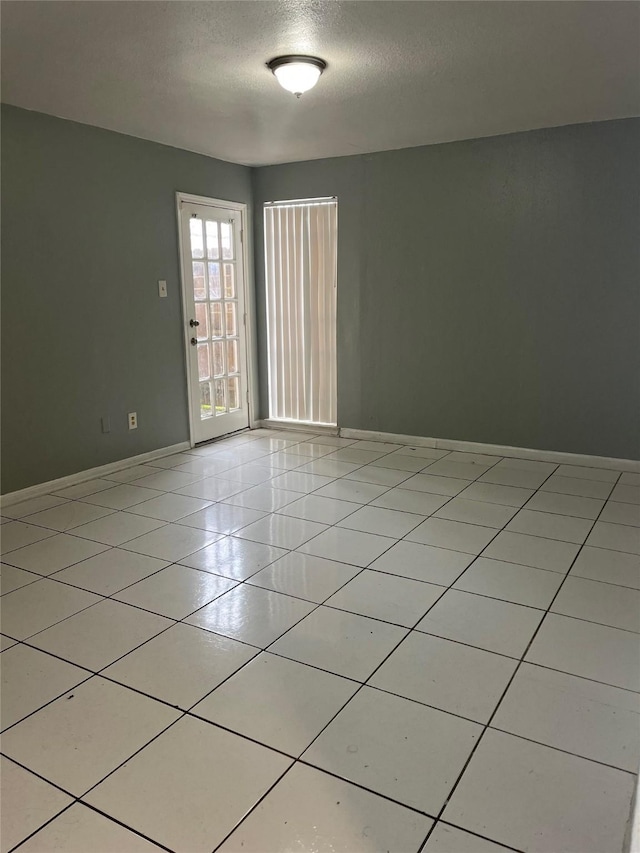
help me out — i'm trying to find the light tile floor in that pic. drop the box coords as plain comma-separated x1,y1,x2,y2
1,428,639,853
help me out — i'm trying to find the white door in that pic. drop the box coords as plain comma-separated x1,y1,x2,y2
179,201,249,443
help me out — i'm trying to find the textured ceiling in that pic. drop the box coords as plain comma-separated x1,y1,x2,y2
2,1,639,166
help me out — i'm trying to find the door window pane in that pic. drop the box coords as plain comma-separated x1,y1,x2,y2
223,264,235,298
206,221,220,259
228,376,240,411
192,262,206,300
200,382,212,419
195,302,209,340
189,218,204,258
214,379,227,414
210,303,223,338
197,344,211,381
208,263,221,299
225,302,237,337
227,339,239,375
212,340,225,377
221,222,234,259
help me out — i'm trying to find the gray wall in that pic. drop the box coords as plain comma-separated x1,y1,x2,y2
3,109,638,495
1,105,252,492
253,119,640,460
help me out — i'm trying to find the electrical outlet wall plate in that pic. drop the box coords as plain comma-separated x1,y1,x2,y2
128,412,138,430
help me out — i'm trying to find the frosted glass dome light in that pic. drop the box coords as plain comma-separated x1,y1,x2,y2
267,56,326,97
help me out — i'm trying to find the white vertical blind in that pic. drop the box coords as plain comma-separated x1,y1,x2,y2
264,198,337,425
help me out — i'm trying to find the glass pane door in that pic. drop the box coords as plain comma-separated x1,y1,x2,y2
181,203,248,443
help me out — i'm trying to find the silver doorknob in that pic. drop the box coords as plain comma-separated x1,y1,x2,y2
190,337,197,346
190,319,200,327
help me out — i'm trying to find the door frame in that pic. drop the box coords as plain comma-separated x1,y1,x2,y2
176,192,258,447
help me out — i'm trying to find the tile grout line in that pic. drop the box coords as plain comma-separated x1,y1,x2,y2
208,474,523,849
414,462,612,847
3,452,636,714
216,523,520,845
430,820,523,853
3,528,636,844
1,435,449,542
202,515,431,851
4,437,629,526
5,482,400,850
3,462,637,703
415,467,626,852
6,518,638,607
4,444,632,562
5,790,176,853
10,567,639,732
2,433,637,851
8,587,636,747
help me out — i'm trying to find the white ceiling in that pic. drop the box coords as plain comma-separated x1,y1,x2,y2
2,1,639,166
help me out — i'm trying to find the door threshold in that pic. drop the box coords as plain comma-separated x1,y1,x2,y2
194,427,251,447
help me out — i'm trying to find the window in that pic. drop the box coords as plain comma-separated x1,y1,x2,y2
264,197,337,425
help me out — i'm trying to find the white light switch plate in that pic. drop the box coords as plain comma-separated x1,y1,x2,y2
158,280,167,298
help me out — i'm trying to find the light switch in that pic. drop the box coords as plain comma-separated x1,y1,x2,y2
158,280,168,298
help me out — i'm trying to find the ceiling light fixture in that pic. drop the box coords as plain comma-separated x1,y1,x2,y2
267,55,326,97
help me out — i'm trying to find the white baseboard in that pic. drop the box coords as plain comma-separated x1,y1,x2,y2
0,442,192,508
338,428,640,473
4,428,637,508
258,419,339,436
